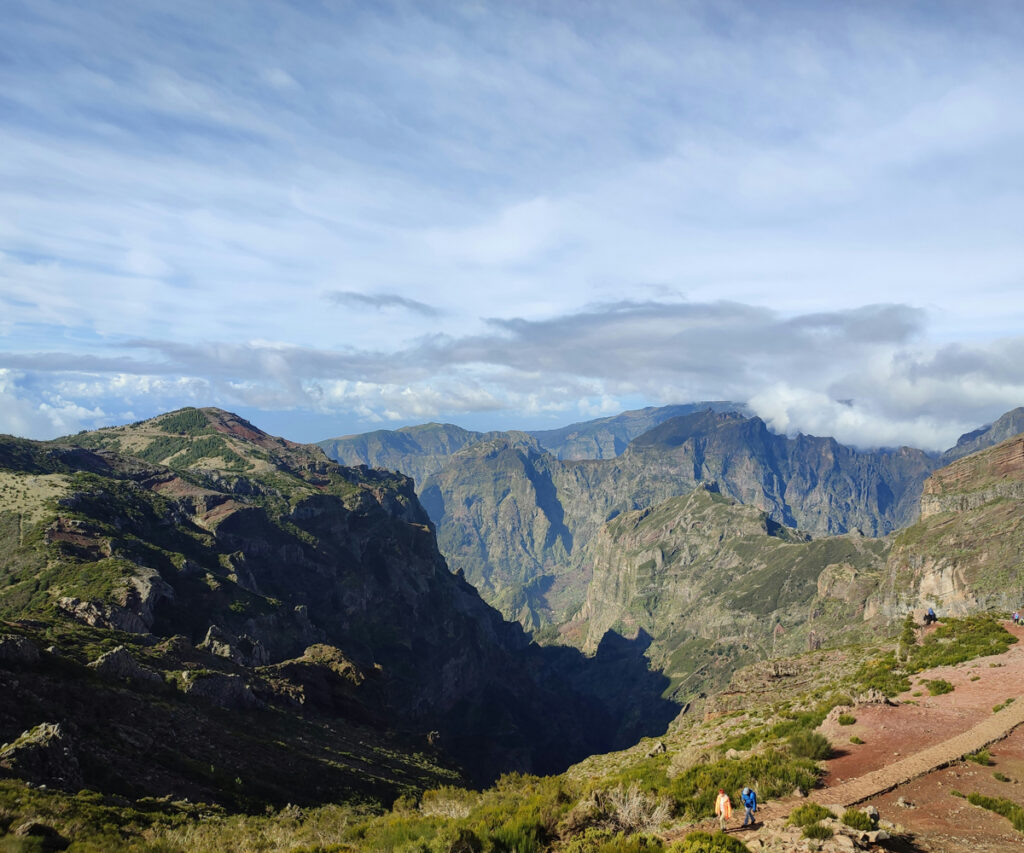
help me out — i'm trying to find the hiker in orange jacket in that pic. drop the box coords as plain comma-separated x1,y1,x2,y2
715,788,732,830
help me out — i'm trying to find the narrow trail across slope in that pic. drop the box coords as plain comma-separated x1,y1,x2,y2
812,696,1024,809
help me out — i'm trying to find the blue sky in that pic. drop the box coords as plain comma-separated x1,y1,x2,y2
2,0,1024,449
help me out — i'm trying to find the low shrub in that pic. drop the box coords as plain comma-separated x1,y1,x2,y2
925,679,954,696
562,829,665,853
966,792,1024,832
841,809,874,831
605,783,672,834
993,698,1016,713
965,750,992,766
787,803,831,827
787,731,831,760
802,822,833,840
994,772,1011,783
489,817,545,853
849,736,864,745
837,714,856,726
669,831,750,852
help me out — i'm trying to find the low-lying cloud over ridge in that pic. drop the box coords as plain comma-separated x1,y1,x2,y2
2,300,1022,451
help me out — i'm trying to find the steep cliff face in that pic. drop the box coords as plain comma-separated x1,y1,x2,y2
417,410,934,625
868,432,1024,620
622,412,935,535
0,409,679,790
418,433,572,630
572,485,889,700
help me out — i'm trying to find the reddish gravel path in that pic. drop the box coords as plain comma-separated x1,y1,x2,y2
816,620,1024,802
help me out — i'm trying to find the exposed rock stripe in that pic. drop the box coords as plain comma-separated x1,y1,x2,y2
813,696,1024,808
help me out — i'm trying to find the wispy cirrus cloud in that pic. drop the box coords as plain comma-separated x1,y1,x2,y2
325,291,440,316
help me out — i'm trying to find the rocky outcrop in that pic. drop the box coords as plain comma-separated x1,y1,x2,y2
0,634,41,667
198,625,270,667
0,722,83,791
88,646,163,685
180,671,260,709
921,433,1024,518
56,597,150,633
53,565,174,635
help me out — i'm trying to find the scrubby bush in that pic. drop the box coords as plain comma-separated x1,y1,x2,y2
966,792,1024,832
841,809,875,831
787,731,831,760
965,749,992,766
849,736,864,745
419,786,477,819
994,772,1011,783
489,817,545,853
787,803,831,827
562,829,665,853
837,714,856,726
925,679,954,696
669,831,750,852
802,822,833,840
993,698,1016,713
605,783,672,834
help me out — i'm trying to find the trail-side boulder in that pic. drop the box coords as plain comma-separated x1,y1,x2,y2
87,646,163,686
0,634,42,667
0,722,83,791
180,671,260,709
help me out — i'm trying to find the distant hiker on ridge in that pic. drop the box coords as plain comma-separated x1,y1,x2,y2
741,786,757,828
715,788,732,831
924,606,937,626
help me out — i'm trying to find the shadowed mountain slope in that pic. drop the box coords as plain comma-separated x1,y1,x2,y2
0,408,680,799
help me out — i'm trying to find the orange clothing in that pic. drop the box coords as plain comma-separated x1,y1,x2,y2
715,792,732,819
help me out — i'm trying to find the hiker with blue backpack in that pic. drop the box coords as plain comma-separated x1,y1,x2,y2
741,786,758,828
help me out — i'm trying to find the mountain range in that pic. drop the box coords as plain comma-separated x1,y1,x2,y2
319,405,1024,630
2,401,1024,821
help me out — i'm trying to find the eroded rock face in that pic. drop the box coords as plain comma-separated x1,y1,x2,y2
198,625,269,667
179,671,260,710
56,597,150,633
88,646,163,685
0,722,83,791
869,432,1024,618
